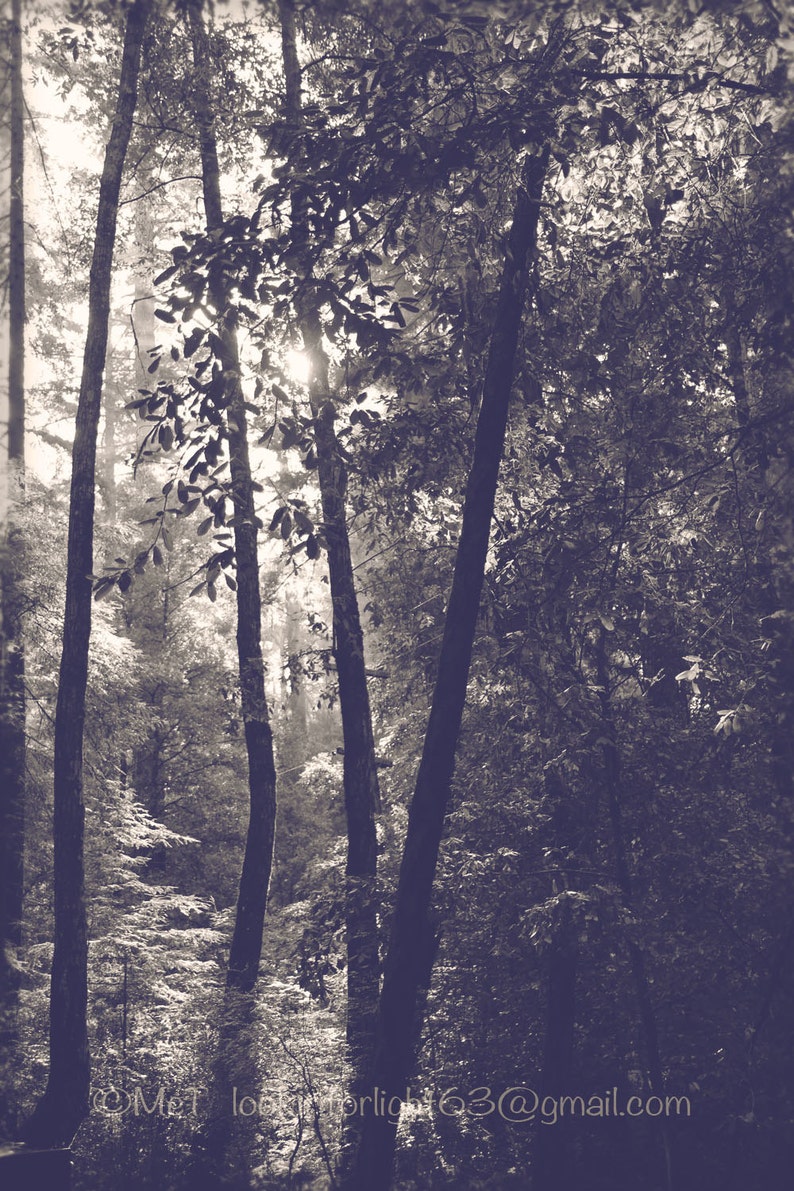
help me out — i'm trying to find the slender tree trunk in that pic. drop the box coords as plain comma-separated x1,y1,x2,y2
187,0,277,999
132,271,156,392
531,717,587,1189
724,310,767,477
0,0,26,1130
6,0,23,472
278,2,381,1167
533,901,578,1191
101,328,117,522
185,10,279,1183
132,721,166,871
342,149,548,1191
531,612,584,1190
22,0,151,1147
724,310,794,806
595,629,674,1191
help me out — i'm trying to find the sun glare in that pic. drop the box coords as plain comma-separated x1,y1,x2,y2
284,348,311,386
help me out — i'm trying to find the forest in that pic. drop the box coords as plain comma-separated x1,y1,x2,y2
0,0,793,1188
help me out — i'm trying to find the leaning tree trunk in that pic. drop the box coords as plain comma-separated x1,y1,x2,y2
342,150,549,1191
278,1,381,1169
0,0,26,1116
22,0,151,1148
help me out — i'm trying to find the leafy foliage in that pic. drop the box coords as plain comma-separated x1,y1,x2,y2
5,0,794,1187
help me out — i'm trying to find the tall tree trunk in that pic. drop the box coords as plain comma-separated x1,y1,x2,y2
100,324,118,522
185,9,279,1183
533,901,578,1191
0,0,26,1132
342,149,548,1191
5,0,23,471
187,0,277,1000
594,629,674,1191
22,0,151,1147
724,309,794,806
132,272,156,392
531,590,585,1190
278,1,381,1168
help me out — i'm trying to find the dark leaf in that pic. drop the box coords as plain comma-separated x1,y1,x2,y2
153,264,178,286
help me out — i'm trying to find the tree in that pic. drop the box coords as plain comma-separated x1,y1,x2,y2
0,0,26,1127
186,0,277,1001
4,2,793,1187
277,0,381,1166
173,3,280,1183
23,0,152,1147
344,133,551,1191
